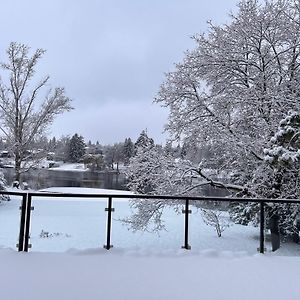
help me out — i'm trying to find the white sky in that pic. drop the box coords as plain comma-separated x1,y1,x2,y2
0,0,240,144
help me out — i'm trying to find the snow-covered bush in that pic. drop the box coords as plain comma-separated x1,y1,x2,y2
200,209,230,237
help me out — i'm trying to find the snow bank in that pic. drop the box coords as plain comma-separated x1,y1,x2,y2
39,186,133,195
48,163,88,172
0,248,299,300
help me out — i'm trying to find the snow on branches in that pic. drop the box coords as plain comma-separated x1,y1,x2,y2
127,1,300,239
232,111,300,238
200,208,230,237
156,0,300,188
264,111,300,167
0,42,72,182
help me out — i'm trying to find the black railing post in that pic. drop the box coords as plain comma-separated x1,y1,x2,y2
24,193,33,252
17,193,27,252
104,196,114,250
182,199,191,250
259,201,265,254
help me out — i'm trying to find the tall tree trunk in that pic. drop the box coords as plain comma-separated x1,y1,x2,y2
14,154,21,183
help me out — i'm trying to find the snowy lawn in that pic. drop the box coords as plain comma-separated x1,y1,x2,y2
0,248,300,300
1,187,300,299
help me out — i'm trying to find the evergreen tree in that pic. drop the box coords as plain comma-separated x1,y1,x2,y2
48,137,57,152
123,138,134,165
67,134,86,162
230,111,300,245
180,142,188,159
134,130,154,155
164,141,173,156
173,144,182,158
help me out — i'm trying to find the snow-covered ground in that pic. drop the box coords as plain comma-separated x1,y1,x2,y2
48,162,88,171
1,248,300,300
1,187,300,299
0,158,89,171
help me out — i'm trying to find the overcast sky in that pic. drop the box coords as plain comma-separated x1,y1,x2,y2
1,0,240,145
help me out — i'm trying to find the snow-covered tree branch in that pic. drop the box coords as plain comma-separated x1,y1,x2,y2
126,1,300,241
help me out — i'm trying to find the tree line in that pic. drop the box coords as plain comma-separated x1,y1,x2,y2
0,129,208,173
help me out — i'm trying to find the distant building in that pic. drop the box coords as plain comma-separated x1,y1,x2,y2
0,150,11,158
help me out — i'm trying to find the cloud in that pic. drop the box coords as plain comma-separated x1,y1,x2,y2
0,0,240,144
50,100,169,144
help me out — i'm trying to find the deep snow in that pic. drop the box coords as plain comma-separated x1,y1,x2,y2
1,187,300,299
0,248,300,300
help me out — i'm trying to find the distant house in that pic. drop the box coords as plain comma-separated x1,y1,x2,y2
0,150,11,158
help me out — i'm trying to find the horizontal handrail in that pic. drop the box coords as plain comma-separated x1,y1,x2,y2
0,190,29,197
2,190,300,204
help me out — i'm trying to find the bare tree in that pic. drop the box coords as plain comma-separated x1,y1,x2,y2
0,42,72,182
200,208,230,237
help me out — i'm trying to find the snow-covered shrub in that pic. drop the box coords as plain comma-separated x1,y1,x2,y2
200,209,230,237
0,172,9,202
230,111,300,240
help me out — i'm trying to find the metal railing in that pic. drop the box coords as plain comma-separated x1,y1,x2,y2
1,191,300,253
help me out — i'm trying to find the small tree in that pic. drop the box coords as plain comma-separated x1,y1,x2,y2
123,138,134,165
0,42,72,182
200,208,230,237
